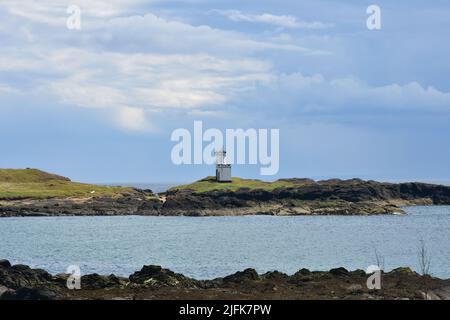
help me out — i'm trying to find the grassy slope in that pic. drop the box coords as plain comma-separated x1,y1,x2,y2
0,169,134,200
169,176,305,193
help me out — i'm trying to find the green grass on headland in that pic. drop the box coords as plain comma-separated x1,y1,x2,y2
0,168,70,183
0,169,134,200
169,176,310,193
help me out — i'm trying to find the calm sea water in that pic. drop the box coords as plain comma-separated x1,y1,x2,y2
0,206,449,279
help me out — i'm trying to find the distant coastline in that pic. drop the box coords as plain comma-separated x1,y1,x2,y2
1,169,450,217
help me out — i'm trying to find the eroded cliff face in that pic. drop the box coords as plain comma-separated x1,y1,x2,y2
1,179,450,217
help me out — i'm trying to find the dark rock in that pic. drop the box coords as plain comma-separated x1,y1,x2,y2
52,273,69,286
295,268,311,276
0,264,52,289
0,262,447,300
329,267,349,276
0,259,11,268
0,286,62,300
12,264,31,271
81,274,124,290
129,265,161,283
129,265,197,288
290,269,314,284
223,268,260,283
262,270,288,281
351,269,367,277
197,279,223,289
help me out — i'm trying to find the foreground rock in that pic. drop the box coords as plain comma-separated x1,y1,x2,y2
129,265,198,288
0,260,449,300
2,177,450,217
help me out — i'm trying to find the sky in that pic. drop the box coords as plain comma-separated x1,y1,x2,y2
0,0,450,184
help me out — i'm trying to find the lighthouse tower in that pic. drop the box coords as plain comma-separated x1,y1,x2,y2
215,149,231,182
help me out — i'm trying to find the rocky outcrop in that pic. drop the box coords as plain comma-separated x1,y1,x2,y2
0,260,65,300
1,178,450,217
0,263,53,289
161,179,450,216
0,189,163,217
1,260,449,300
129,265,198,288
81,274,127,290
223,268,260,284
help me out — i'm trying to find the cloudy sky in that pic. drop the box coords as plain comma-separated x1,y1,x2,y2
1,0,450,183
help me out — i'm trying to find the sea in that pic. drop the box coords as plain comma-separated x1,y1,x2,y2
0,205,449,279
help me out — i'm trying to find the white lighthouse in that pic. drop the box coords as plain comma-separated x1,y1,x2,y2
215,149,231,182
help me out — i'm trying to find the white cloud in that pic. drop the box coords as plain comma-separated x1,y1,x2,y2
213,10,334,29
0,0,145,25
242,73,450,116
1,1,448,133
115,106,151,132
0,3,325,131
43,48,271,107
83,13,322,55
0,84,20,95
188,109,226,117
20,48,272,132
0,3,314,131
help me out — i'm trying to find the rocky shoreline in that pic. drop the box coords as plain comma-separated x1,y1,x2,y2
0,189,162,217
0,259,449,300
1,178,450,217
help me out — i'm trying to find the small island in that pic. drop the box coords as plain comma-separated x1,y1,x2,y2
1,168,450,217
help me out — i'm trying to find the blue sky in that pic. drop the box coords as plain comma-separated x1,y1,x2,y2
1,0,450,183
